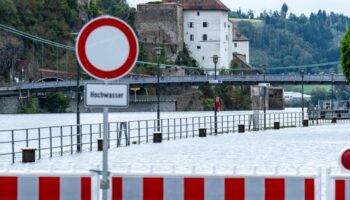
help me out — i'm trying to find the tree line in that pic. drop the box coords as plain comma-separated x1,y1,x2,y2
230,3,350,74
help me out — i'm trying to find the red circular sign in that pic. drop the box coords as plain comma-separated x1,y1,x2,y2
76,16,139,80
341,149,350,170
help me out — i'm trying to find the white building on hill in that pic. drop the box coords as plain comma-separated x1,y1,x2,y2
136,0,250,71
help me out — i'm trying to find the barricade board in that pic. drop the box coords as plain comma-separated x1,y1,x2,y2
0,174,97,200
110,174,317,200
330,176,350,200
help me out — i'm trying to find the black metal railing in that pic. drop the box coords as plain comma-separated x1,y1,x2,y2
0,111,349,163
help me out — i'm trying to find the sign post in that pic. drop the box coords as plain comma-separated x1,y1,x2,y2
76,15,138,200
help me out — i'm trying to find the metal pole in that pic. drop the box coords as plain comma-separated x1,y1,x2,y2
76,62,81,152
32,42,35,81
263,70,266,130
301,69,304,120
101,107,109,200
157,52,160,132
214,62,218,135
331,73,334,116
10,58,14,86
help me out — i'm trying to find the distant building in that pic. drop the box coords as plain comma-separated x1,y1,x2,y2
136,0,250,71
284,92,311,102
231,28,250,64
251,84,284,110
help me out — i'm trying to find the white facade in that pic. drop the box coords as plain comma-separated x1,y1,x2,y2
230,39,250,63
184,10,231,70
183,11,250,71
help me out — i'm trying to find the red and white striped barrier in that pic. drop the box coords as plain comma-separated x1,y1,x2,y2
0,174,96,200
110,175,317,200
329,174,350,200
333,178,349,200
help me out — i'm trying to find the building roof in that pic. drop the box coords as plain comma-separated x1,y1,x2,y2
232,28,249,41
162,0,230,11
231,52,258,73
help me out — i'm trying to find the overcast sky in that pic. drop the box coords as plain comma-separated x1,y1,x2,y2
127,0,350,16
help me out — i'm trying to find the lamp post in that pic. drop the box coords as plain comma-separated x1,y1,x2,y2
261,64,268,130
155,47,162,132
301,68,305,120
331,71,335,116
212,55,219,135
76,61,81,152
72,32,81,153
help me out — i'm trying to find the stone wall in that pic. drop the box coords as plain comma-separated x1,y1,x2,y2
136,3,184,61
0,96,20,114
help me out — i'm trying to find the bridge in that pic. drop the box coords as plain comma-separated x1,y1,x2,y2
0,73,347,97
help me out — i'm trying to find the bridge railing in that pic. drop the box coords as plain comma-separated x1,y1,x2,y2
0,111,349,163
0,74,347,92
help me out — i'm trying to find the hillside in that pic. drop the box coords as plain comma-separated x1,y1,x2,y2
230,4,350,74
0,0,135,81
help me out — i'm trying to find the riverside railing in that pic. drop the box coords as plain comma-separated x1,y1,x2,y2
0,111,349,163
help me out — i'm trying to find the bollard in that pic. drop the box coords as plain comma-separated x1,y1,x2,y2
274,122,280,130
22,147,36,163
332,117,337,123
303,119,309,127
97,138,103,151
238,124,245,133
199,128,207,137
153,132,162,143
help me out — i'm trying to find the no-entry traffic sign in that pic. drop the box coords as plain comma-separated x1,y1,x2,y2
76,16,139,80
339,148,350,171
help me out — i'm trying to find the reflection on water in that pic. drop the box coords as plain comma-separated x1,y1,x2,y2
0,108,302,130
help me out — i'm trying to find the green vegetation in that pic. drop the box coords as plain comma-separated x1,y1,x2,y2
18,98,39,113
199,85,251,111
229,18,263,25
284,85,332,94
230,4,349,73
0,0,135,80
341,25,350,83
39,92,70,113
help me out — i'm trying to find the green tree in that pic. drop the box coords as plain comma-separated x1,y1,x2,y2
341,25,350,83
18,98,39,113
310,87,331,106
40,92,70,113
280,3,289,19
0,0,18,25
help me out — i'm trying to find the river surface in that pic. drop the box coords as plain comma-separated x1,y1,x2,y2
0,108,302,130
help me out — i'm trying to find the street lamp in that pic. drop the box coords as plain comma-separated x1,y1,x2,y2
72,32,82,153
155,46,162,132
331,70,335,116
76,61,81,152
260,64,268,130
301,68,305,120
212,55,219,135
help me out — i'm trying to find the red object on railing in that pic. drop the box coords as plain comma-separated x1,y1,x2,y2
215,97,221,112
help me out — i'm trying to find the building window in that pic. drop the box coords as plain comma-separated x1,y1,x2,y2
190,34,194,41
197,46,201,49
197,12,200,16
224,22,226,28
189,22,194,28
202,56,205,60
203,22,208,27
226,35,228,40
202,34,207,41
234,43,238,47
